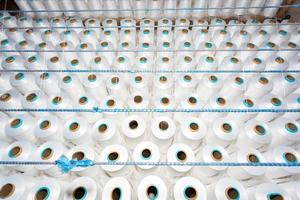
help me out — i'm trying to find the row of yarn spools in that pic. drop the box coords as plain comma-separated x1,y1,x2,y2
13,0,284,19
1,175,299,199
1,72,300,121
0,119,299,184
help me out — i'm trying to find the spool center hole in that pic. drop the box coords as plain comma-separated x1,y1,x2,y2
10,119,22,128
147,186,158,199
159,121,169,130
161,97,169,105
98,124,108,133
72,152,85,161
222,123,232,133
189,123,199,131
216,97,226,106
111,77,119,84
41,148,53,160
107,99,115,107
26,93,37,102
142,149,151,159
185,187,197,199
88,74,97,81
254,125,265,135
69,122,80,132
284,152,297,163
268,193,284,200
135,76,142,83
35,188,49,200
247,154,259,163
129,120,138,129
0,93,11,102
159,76,167,83
108,152,119,161
134,96,143,103
212,150,222,161
0,184,15,199
177,151,187,161
112,188,121,200
188,97,197,104
9,146,22,158
226,187,239,200
73,187,86,200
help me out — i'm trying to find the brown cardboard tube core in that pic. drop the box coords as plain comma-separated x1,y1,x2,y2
40,120,51,130
135,76,142,82
129,120,138,129
142,149,151,158
73,187,86,200
60,42,68,48
212,150,222,161
177,151,187,161
108,152,119,161
26,93,37,102
188,97,197,104
247,154,259,163
185,187,197,199
112,188,121,200
254,125,265,135
134,96,143,103
159,76,167,83
35,188,49,200
225,187,239,200
72,152,85,161
0,183,15,198
88,74,96,81
184,75,192,81
52,96,62,104
268,193,284,200
216,97,226,106
161,97,169,105
69,122,80,132
107,99,115,107
41,148,53,160
189,123,199,132
79,97,88,105
0,93,11,102
162,57,169,63
222,123,232,133
159,121,169,130
10,146,22,157
10,119,21,128
284,152,297,163
147,186,158,199
259,77,269,84
98,124,107,133
50,56,59,63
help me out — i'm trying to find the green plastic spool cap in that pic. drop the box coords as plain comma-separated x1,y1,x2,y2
143,43,149,48
184,42,191,47
254,125,266,135
1,39,9,46
28,56,37,63
71,59,79,66
8,146,22,158
235,77,244,85
40,120,51,130
209,75,218,83
101,41,108,47
40,73,50,80
285,75,295,83
6,56,15,63
26,93,38,102
140,57,147,63
163,42,170,48
15,73,24,80
279,30,288,36
52,96,62,105
225,187,240,200
205,43,212,48
84,30,90,35
211,149,222,161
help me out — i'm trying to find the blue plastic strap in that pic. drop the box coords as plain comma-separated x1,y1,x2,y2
56,155,94,173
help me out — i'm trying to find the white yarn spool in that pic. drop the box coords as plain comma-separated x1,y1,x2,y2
76,42,96,66
37,42,58,61
119,29,136,46
140,19,155,31
214,42,237,62
236,119,272,151
157,18,173,32
208,0,223,17
23,29,43,45
201,95,229,123
235,0,251,15
173,177,207,200
15,40,36,59
34,141,66,178
103,0,119,18
92,118,123,148
150,116,176,152
49,17,65,34
176,55,195,70
21,90,47,117
235,43,258,63
166,143,195,176
245,76,273,99
102,19,118,32
264,146,300,180
64,177,100,200
66,144,99,177
127,92,150,120
176,41,194,59
248,183,292,200
15,0,34,17
33,17,50,33
255,94,286,122
263,0,284,17
193,29,210,50
218,57,242,78
4,140,37,174
129,73,149,96
87,0,102,18
63,117,93,145
277,41,298,60
1,15,17,28
243,19,260,35
197,74,223,102
271,74,299,97
56,41,77,65
153,74,174,97
100,96,125,123
99,144,132,177
10,72,39,94
212,30,231,48
79,30,99,48
282,93,300,120
219,76,247,100
226,20,243,34
85,18,101,37
250,0,266,15
72,0,90,18
0,89,23,116
28,0,47,17
192,0,208,18
138,29,155,46
60,30,80,47
209,18,226,35
59,74,85,100
174,73,197,101
89,55,111,77
2,55,25,70
242,57,266,78
261,18,278,34
36,72,61,96
191,144,229,183
34,115,64,143
1,39,17,58
106,74,128,101
290,30,300,45
80,73,108,103
138,42,155,61
232,30,251,48
269,29,291,46
102,177,132,200
97,40,116,66
227,97,257,125
265,57,289,78
0,73,12,97
176,117,207,150
196,42,216,58
137,176,167,200
153,94,175,118
269,118,300,148
75,95,100,123
163,0,177,19
205,117,239,149
44,0,61,17
147,0,162,20
47,93,75,120
117,43,135,66
25,55,47,72
156,41,174,59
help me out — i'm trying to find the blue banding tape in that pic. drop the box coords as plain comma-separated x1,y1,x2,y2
1,108,300,113
1,69,300,74
56,155,94,173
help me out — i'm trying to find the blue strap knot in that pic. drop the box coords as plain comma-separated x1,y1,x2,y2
56,155,95,173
